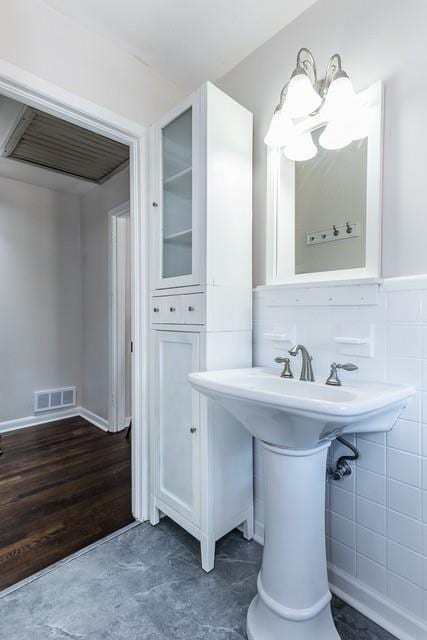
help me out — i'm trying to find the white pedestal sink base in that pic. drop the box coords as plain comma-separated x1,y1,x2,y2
247,594,340,640
247,441,341,640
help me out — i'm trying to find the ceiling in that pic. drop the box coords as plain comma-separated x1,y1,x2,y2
4,108,129,184
0,96,119,195
43,0,318,90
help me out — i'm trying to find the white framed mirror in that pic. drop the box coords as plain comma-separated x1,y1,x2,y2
266,81,383,285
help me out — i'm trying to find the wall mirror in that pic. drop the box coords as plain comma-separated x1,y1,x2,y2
266,81,383,285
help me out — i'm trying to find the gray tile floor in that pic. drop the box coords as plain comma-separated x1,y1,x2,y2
0,519,396,640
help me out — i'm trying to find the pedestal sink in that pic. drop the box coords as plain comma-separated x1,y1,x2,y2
189,368,414,640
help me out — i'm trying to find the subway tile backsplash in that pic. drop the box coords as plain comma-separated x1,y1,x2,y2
253,280,427,626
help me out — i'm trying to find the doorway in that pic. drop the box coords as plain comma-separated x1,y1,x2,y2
0,63,149,589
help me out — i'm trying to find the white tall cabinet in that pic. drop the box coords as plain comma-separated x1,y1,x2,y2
149,82,253,572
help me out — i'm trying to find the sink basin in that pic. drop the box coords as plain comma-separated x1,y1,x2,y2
189,367,413,640
189,367,413,449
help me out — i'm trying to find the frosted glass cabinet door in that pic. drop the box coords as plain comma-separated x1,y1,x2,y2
153,94,200,289
154,331,200,525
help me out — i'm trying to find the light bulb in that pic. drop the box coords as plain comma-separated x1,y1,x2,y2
264,108,295,147
284,69,322,118
283,131,317,161
319,120,352,150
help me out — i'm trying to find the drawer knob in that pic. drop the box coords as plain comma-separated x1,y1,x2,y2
188,306,195,311
190,427,197,434
153,307,160,313
152,202,158,207
169,307,176,312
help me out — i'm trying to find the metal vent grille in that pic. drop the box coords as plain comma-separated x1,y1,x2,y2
33,387,76,413
2,108,129,183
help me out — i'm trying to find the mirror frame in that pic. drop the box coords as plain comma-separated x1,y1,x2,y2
266,81,383,285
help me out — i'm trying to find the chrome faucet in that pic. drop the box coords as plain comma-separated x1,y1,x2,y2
325,362,358,386
288,344,315,382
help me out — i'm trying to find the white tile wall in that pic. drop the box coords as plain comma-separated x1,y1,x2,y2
253,280,427,627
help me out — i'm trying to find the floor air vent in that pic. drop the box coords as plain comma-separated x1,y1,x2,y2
33,387,76,413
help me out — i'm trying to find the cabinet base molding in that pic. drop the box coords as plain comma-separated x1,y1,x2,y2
151,497,254,573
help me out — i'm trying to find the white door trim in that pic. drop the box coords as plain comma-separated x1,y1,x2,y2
0,59,150,522
109,201,131,433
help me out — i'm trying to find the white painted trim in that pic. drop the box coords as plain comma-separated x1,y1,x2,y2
0,408,81,434
0,59,145,140
267,81,383,286
79,407,109,432
0,407,110,434
256,272,427,295
0,62,149,522
382,274,427,291
328,564,427,640
255,278,382,293
109,201,131,433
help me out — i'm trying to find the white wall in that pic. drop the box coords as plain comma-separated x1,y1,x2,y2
0,168,130,426
0,176,82,421
253,279,427,637
0,0,185,125
80,169,130,421
218,0,427,285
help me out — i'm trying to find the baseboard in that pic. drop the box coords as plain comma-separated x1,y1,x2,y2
328,563,427,640
0,406,110,434
78,407,109,432
251,523,426,640
0,408,80,433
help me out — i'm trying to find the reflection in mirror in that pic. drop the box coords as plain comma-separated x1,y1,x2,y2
294,126,368,274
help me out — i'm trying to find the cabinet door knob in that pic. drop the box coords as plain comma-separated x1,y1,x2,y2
169,306,176,312
188,306,195,311
153,307,159,313
152,202,158,207
190,427,197,433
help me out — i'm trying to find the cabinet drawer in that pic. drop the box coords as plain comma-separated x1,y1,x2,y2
182,294,204,324
151,298,167,323
165,296,183,323
151,296,183,324
151,294,205,325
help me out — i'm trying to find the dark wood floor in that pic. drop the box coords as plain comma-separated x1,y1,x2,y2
0,417,133,591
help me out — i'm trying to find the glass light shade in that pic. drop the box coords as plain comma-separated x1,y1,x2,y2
318,120,353,150
344,105,370,140
283,131,317,161
322,75,359,120
284,70,322,118
264,108,295,147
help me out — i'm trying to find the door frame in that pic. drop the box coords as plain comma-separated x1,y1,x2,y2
0,60,150,522
109,201,131,433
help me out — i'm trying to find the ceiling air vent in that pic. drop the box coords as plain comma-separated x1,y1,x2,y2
2,107,129,183
33,387,76,413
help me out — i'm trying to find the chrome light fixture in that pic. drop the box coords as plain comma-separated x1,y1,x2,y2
264,48,367,161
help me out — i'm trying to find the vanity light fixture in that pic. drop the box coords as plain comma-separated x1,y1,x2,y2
264,48,367,160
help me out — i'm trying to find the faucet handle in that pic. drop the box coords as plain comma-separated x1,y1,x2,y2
275,356,294,379
337,363,358,371
326,362,358,386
